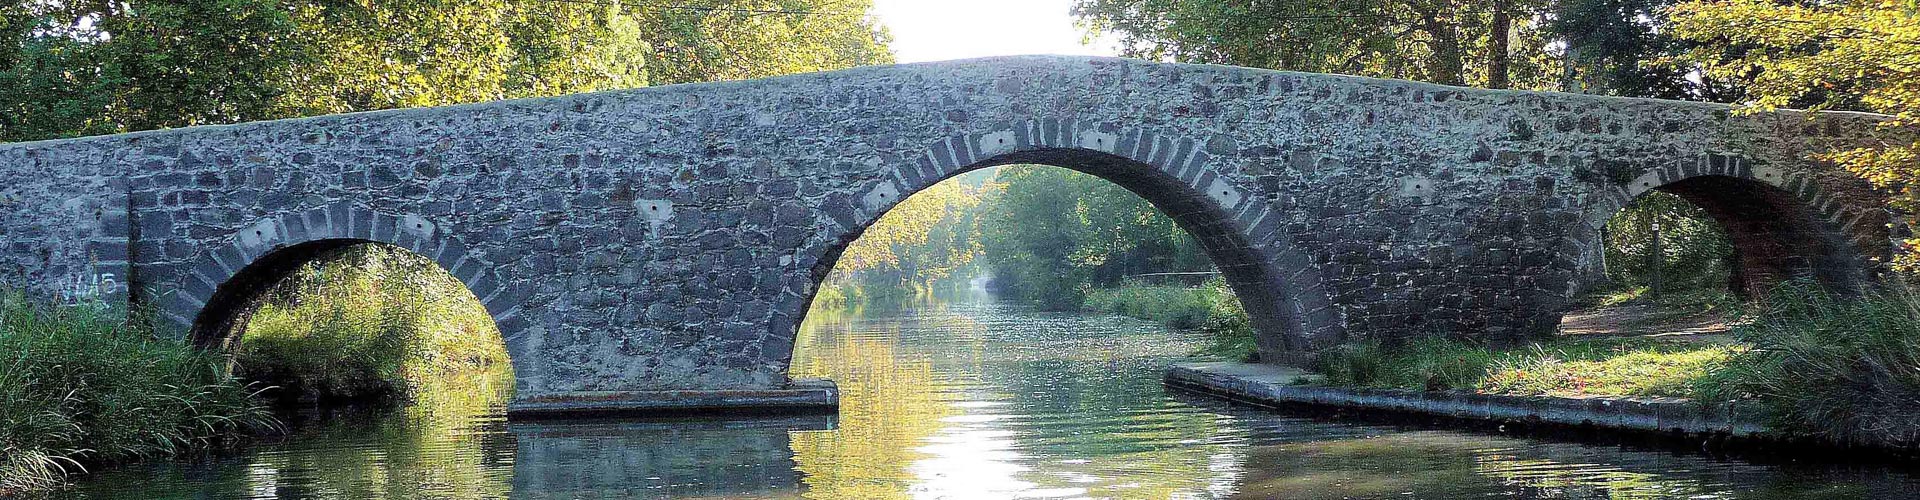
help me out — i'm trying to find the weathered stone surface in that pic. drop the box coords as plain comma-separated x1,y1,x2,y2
0,56,1902,405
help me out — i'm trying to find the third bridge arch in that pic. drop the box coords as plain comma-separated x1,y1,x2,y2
0,56,1899,411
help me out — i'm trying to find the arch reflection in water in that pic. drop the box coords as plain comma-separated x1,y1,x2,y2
509,415,831,499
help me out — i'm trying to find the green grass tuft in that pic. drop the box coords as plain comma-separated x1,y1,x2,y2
1705,282,1920,445
1313,336,1735,398
0,290,275,494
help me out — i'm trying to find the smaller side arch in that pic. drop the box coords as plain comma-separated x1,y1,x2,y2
153,204,532,351
1571,153,1890,297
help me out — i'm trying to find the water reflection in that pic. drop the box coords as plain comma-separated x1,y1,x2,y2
64,294,1920,499
510,415,830,499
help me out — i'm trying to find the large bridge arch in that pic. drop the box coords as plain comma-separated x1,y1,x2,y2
776,134,1342,371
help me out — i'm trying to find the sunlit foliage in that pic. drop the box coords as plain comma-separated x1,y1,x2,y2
0,0,891,142
977,166,1212,309
272,0,652,117
639,0,893,85
1602,191,1735,296
830,178,987,301
236,244,509,402
1670,0,1920,272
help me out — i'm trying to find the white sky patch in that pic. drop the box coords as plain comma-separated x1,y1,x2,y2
871,0,1119,63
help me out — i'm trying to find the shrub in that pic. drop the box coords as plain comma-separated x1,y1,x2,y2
0,290,274,494
1710,282,1920,445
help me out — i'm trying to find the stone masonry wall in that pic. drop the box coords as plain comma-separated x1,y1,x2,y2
0,56,1899,402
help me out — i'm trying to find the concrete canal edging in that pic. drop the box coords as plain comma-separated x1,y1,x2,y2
506,378,838,418
1165,362,1772,439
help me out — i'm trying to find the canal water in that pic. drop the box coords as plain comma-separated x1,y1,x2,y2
66,294,1920,499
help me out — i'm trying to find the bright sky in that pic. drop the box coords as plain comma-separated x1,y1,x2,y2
870,0,1119,63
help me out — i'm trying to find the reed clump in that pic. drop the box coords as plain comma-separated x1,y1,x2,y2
1706,282,1920,445
0,290,274,494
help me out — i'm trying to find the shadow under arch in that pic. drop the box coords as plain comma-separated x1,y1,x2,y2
780,144,1331,372
1586,167,1883,298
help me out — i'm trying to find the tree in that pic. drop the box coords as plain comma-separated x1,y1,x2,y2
0,0,891,143
1670,0,1920,273
976,166,1210,309
1603,192,1735,296
1072,0,1557,89
0,5,120,140
1546,0,1746,101
636,0,893,85
831,179,985,298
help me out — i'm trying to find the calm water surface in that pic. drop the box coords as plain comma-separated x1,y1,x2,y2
69,295,1920,499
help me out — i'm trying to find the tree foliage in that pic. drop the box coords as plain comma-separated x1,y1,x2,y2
1603,191,1735,295
0,0,890,142
1670,1,1920,272
637,0,892,85
976,166,1211,309
1547,0,1747,100
831,178,986,299
1072,0,1558,88
821,166,1214,310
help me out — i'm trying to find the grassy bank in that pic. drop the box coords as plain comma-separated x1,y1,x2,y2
1314,337,1738,398
0,291,275,494
235,244,510,403
1312,282,1920,445
1085,280,1257,361
1708,284,1920,445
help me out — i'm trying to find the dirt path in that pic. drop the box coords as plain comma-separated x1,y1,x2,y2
1556,303,1736,343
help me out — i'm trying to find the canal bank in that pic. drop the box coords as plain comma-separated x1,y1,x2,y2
1165,361,1917,458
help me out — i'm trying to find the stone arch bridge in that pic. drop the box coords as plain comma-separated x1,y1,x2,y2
0,56,1902,413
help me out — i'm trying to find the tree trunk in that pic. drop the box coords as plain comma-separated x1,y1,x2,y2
1419,8,1467,86
1487,4,1512,89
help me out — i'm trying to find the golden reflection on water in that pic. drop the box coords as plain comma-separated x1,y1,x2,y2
243,366,516,499
786,300,1248,499
788,305,963,499
777,297,1915,500
61,297,1920,499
